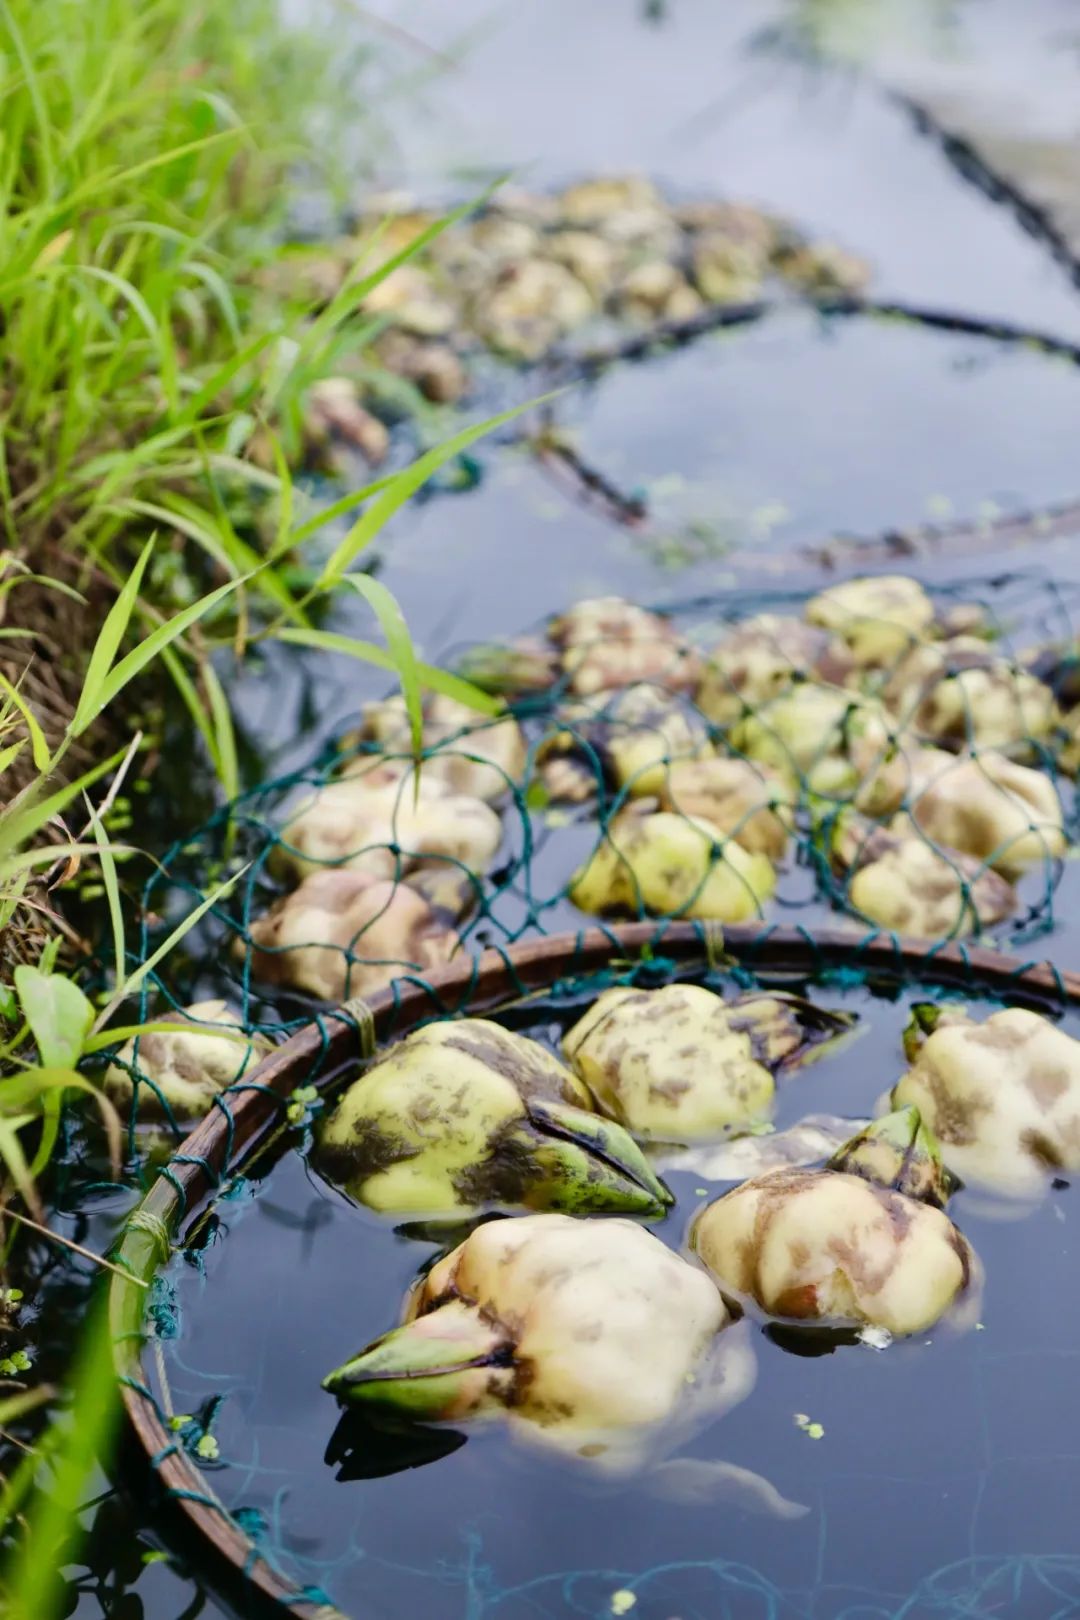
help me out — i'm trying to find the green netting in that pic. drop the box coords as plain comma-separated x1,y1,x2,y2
91,564,1080,1618
111,567,1080,1112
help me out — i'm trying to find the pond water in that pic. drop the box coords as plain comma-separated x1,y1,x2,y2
52,1,1080,1615
136,970,1080,1620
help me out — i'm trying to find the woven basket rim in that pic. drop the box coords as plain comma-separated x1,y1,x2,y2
108,919,1080,1620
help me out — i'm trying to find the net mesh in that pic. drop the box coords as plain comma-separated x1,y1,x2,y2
111,566,1080,1125
91,565,1080,1617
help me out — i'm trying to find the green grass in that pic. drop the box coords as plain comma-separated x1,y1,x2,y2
0,0,534,1180
0,0,533,1145
0,0,510,784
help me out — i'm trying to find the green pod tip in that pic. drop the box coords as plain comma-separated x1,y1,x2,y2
521,1097,674,1216
323,1303,510,1417
828,1105,950,1207
902,1001,948,1064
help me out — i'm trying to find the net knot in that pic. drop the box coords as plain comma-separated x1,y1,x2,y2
702,920,726,970
127,1208,173,1267
341,996,377,1058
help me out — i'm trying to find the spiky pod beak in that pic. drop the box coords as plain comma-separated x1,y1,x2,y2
827,1105,952,1207
730,991,858,1074
323,1300,512,1417
516,1098,673,1216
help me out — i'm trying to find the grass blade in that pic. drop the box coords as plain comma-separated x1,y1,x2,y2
0,1301,121,1618
73,573,247,734
69,538,155,736
316,396,553,590
0,753,129,863
338,574,424,753
201,659,240,801
275,628,503,715
0,673,50,772
84,797,125,987
93,866,248,1032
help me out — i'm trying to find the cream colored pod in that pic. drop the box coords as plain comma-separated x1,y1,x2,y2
316,1018,671,1218
562,983,856,1142
883,638,1059,752
548,596,700,696
891,1004,1080,1198
804,575,935,668
103,1001,270,1121
246,868,459,1002
350,693,526,805
692,1107,978,1337
277,775,502,888
896,750,1066,880
540,683,711,802
832,816,1016,939
568,804,776,922
695,614,855,726
474,258,595,361
323,1214,750,1471
658,756,794,860
730,683,891,793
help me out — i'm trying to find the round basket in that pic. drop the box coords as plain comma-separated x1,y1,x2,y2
108,921,1080,1619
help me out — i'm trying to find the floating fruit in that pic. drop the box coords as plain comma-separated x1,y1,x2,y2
696,614,855,725
317,1018,670,1216
103,1001,269,1121
569,805,776,922
883,638,1059,752
891,1004,1080,1197
549,596,699,696
658,755,794,859
278,776,502,886
324,1213,746,1469
692,1108,977,1336
563,983,854,1141
352,693,526,805
805,575,935,668
246,869,459,1002
833,817,1016,939
541,684,710,801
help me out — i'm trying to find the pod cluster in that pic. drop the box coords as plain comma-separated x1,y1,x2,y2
315,979,1005,1470
232,574,1076,1007
244,694,528,1002
258,175,870,475
462,574,1073,942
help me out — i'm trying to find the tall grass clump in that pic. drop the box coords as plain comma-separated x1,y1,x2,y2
0,0,511,780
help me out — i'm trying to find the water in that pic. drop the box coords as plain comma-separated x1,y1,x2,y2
56,1,1080,1614
138,972,1080,1619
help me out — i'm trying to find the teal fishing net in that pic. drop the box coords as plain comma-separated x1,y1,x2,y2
90,565,1080,1620
118,568,1080,1075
